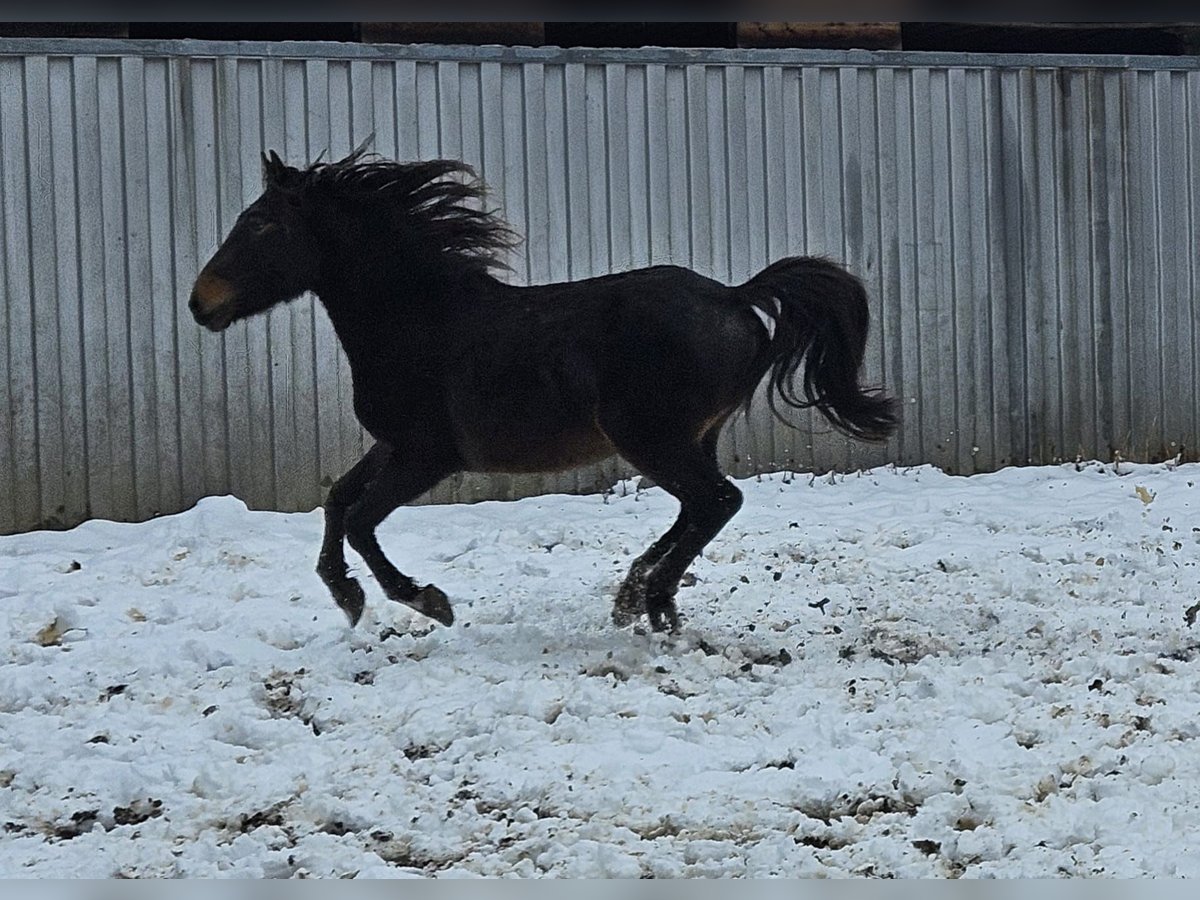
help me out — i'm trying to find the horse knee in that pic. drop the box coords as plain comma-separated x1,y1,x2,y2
343,507,378,554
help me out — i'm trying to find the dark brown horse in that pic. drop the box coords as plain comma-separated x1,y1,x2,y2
189,149,898,632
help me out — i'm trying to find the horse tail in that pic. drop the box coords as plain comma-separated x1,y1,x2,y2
738,256,899,443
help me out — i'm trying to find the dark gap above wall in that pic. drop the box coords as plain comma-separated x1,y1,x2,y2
543,21,736,48
0,21,1198,56
899,22,1200,56
126,22,361,43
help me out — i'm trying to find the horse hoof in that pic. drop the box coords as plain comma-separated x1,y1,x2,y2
334,581,366,627
611,605,639,628
412,584,454,626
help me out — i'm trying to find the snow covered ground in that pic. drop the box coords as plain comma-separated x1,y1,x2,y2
3,460,1200,878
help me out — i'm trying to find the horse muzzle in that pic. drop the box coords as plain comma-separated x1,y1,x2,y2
189,272,237,332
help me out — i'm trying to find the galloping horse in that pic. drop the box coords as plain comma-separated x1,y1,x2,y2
189,149,898,632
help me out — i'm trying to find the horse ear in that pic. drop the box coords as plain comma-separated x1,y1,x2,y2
261,149,287,185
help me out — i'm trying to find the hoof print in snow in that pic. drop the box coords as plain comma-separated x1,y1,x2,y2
864,628,942,666
379,624,435,642
748,647,793,668
261,669,322,735
582,661,629,681
51,810,100,840
402,743,443,761
798,794,918,826
225,803,288,834
113,799,163,827
34,617,66,647
796,832,850,851
660,683,698,700
262,670,305,716
42,799,164,842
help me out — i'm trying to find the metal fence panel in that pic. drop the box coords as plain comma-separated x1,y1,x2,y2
3,39,1200,533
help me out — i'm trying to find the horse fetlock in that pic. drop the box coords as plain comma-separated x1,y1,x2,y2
643,570,681,600
612,577,648,627
316,552,349,581
380,573,418,602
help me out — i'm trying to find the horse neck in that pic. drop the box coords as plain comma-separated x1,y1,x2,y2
311,221,486,373
317,273,441,363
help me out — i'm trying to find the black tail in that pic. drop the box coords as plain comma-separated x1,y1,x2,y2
740,256,899,443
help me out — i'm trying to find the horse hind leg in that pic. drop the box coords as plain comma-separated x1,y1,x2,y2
612,510,688,626
642,474,742,631
608,428,742,631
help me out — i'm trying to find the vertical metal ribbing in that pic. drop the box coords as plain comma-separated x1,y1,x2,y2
0,56,36,531
24,56,63,527
7,44,1200,532
235,58,277,511
47,57,90,526
144,58,182,517
1190,73,1200,461
1158,70,1192,460
262,57,299,512
1127,71,1162,461
947,67,977,474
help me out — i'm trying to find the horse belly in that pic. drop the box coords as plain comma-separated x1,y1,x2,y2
460,419,616,474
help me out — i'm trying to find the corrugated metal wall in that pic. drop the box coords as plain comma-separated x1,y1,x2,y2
2,39,1199,533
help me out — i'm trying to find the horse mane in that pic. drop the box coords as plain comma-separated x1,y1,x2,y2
297,149,520,275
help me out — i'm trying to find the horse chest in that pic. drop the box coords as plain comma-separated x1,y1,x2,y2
348,375,439,444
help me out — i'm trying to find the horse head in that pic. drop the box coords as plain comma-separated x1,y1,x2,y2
188,151,321,331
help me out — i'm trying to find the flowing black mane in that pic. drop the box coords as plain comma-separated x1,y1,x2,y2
294,150,520,274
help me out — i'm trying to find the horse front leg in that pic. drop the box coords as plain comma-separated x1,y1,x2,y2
317,442,392,625
342,453,455,626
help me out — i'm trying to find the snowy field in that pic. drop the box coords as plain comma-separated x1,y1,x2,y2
3,460,1200,878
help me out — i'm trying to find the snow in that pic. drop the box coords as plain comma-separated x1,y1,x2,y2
3,460,1200,878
